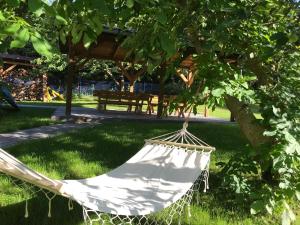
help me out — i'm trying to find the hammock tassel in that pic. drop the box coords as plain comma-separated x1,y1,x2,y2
68,199,74,211
48,198,52,218
206,176,210,190
196,192,200,205
24,200,29,218
204,171,209,192
45,193,56,218
187,204,191,218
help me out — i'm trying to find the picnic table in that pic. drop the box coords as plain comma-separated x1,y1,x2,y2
93,90,187,117
149,95,186,117
93,90,152,113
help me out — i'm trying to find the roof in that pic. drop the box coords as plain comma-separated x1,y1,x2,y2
0,54,35,67
60,29,129,61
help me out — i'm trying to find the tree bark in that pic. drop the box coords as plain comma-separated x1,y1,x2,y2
65,57,76,118
224,95,272,148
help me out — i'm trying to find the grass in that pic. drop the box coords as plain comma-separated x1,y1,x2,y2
1,120,296,225
20,96,98,108
0,107,58,133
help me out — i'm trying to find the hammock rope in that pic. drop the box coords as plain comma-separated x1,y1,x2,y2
0,83,215,224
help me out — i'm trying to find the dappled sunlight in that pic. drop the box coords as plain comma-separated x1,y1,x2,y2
0,120,258,224
0,108,57,133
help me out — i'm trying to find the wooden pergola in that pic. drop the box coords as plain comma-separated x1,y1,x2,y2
61,28,205,117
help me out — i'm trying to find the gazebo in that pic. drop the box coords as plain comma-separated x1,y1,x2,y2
60,28,200,117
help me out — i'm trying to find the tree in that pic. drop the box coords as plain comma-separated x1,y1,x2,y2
1,0,299,223
119,0,299,223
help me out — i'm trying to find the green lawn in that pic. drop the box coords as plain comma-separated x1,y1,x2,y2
0,107,58,133
1,120,295,225
20,96,98,108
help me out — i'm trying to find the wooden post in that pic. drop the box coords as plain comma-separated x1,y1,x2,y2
119,74,125,91
65,57,76,118
42,74,48,102
204,106,209,117
157,66,166,119
129,80,135,93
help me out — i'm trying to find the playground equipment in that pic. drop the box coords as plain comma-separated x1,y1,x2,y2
44,87,64,102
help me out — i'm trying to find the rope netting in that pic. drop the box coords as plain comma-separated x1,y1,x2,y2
0,122,214,225
82,170,209,225
0,165,210,225
145,122,215,152
0,174,58,218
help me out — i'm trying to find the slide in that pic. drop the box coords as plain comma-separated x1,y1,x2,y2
0,86,19,109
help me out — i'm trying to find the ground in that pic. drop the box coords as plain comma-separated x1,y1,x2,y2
0,107,57,133
0,103,298,225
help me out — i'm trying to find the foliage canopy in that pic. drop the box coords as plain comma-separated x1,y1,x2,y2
0,0,299,224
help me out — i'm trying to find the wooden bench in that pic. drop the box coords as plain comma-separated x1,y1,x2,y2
149,95,187,117
93,90,152,113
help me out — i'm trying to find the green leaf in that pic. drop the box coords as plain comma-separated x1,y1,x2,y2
126,0,134,8
4,23,20,34
83,32,93,49
10,39,24,48
90,18,103,35
159,33,176,58
19,28,30,42
156,11,167,25
6,0,20,7
31,34,53,57
295,191,300,201
212,88,225,97
265,204,273,215
0,12,5,21
11,28,30,48
71,25,79,44
72,29,83,45
55,15,68,25
288,33,298,43
271,32,289,47
250,200,265,215
59,29,67,45
89,0,105,10
28,0,44,16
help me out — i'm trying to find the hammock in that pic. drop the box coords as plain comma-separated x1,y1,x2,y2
0,123,215,225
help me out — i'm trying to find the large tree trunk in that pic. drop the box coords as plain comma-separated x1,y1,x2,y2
224,95,272,148
65,58,76,118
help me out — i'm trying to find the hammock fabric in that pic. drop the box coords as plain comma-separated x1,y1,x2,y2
0,124,215,224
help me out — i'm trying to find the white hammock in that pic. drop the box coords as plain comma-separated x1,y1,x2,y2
0,123,215,224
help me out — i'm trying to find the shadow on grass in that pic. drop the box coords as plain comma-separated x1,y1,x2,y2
0,194,83,225
1,120,254,224
0,107,56,133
